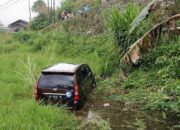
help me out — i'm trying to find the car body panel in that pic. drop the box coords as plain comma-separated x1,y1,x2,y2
35,63,96,109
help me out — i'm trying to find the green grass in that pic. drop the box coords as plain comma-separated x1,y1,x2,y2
0,1,179,128
0,29,115,129
107,3,139,53
0,26,179,130
110,36,180,112
0,51,77,130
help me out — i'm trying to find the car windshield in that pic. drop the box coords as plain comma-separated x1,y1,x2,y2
38,72,74,88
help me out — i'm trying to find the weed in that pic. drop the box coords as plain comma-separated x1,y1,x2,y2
107,4,139,52
117,36,180,112
0,28,116,129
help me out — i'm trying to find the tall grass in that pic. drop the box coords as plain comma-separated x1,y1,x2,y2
0,47,78,129
12,29,116,77
0,27,117,129
112,36,180,112
107,4,139,52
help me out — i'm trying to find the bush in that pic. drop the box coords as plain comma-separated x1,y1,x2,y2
107,4,139,52
31,36,49,51
99,58,115,77
13,32,37,45
120,36,180,112
29,14,49,30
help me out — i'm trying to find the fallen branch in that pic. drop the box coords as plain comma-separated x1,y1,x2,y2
120,14,180,77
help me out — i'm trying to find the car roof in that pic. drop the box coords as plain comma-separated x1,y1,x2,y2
42,63,84,73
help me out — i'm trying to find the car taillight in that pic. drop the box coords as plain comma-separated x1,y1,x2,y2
74,81,79,102
34,82,39,100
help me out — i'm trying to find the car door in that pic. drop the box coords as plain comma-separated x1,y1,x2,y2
80,66,89,98
76,68,84,100
85,66,94,90
82,66,91,94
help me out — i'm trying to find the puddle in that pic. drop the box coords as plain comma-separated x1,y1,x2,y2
75,92,180,130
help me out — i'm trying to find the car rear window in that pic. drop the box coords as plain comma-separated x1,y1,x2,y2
38,72,74,88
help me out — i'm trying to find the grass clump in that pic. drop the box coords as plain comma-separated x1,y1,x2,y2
107,4,139,52
0,100,77,130
12,29,116,77
0,49,77,129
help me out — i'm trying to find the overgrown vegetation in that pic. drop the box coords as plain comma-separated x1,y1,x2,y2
0,0,180,129
110,36,180,113
29,0,50,30
0,27,115,129
104,0,180,113
107,4,139,52
0,36,78,129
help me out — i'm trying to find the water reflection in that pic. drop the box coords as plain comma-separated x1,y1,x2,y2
75,93,179,130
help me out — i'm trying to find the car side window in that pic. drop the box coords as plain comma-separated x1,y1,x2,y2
77,71,82,84
85,66,91,75
81,66,90,78
77,66,91,84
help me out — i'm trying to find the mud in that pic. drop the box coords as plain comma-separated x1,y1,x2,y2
75,92,180,130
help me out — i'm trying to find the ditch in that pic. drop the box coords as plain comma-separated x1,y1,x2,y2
75,91,180,130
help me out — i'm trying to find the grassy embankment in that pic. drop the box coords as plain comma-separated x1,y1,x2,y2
106,36,180,112
0,0,116,129
100,0,180,114
0,29,179,130
0,29,115,129
0,0,179,129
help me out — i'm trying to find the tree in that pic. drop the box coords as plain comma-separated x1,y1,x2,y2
30,0,49,30
32,0,48,16
29,14,49,30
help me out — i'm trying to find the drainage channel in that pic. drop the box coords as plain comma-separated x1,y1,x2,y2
75,93,180,130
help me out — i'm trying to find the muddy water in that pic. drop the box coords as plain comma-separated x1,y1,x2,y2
75,92,179,130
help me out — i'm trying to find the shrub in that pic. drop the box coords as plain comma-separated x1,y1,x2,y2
99,58,115,77
31,34,50,51
29,14,49,30
107,4,139,52
13,31,37,45
120,36,180,112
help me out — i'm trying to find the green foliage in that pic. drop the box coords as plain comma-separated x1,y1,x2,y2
29,0,49,30
55,0,74,21
167,0,180,15
0,50,77,130
0,42,19,54
0,27,117,129
59,0,76,12
0,1,179,128
119,36,180,112
31,34,50,51
13,31,37,44
32,0,46,13
107,4,139,51
99,58,115,77
10,27,116,77
29,14,49,30
58,0,97,13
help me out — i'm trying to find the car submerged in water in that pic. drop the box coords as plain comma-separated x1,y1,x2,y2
34,63,96,109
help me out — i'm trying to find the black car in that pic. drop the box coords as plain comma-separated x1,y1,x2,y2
34,63,96,109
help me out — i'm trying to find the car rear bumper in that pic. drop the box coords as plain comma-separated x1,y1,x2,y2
38,93,74,106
